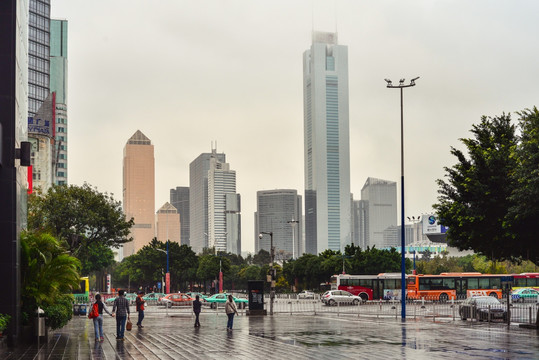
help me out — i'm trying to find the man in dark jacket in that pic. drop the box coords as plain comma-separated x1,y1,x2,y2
193,295,202,327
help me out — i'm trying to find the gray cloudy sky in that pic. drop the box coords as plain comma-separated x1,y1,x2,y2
51,0,539,253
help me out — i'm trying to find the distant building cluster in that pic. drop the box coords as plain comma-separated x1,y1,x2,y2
21,1,440,259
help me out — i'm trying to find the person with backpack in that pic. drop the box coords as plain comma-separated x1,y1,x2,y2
135,291,146,328
90,293,112,342
112,290,130,340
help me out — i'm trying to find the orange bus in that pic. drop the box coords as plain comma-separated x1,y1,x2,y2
407,273,503,301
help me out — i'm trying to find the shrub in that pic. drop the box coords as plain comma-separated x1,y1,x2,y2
0,313,11,332
42,295,74,330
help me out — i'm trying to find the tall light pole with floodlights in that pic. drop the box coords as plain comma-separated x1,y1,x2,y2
258,231,274,315
385,76,419,320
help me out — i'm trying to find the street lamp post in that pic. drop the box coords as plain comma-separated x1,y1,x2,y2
156,243,170,294
258,231,274,315
287,219,299,259
385,76,419,320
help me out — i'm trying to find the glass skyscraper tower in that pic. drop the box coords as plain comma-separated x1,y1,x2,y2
303,31,351,254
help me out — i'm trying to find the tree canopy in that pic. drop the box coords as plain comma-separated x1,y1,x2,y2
28,183,134,272
435,109,539,264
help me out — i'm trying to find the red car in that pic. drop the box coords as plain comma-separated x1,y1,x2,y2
161,293,193,308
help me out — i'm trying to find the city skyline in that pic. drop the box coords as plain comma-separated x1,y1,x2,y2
50,1,539,254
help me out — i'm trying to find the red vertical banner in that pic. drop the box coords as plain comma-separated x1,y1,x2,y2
27,165,33,194
219,271,223,293
165,272,170,294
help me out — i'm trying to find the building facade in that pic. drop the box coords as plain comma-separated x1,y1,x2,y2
207,154,241,254
189,150,226,254
155,202,181,244
50,19,68,185
122,130,155,258
255,190,303,259
28,0,50,119
303,31,351,254
170,186,190,246
360,177,397,248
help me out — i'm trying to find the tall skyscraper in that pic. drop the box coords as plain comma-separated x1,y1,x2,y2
255,190,302,259
122,130,155,257
50,19,68,185
155,202,181,244
28,0,51,119
0,0,30,339
360,177,397,248
189,149,226,254
170,186,190,246
303,31,351,254
207,154,241,254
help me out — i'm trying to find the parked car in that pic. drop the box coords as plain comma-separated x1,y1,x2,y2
185,292,207,300
321,290,361,306
105,293,137,305
142,292,166,303
459,296,507,321
160,293,194,308
204,293,248,309
511,288,539,303
298,290,316,299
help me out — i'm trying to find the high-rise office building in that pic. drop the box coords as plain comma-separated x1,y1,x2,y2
207,154,241,254
28,0,51,119
303,31,351,254
189,149,226,254
155,202,181,244
170,186,190,246
360,177,397,248
50,19,68,185
255,190,302,259
0,0,30,337
122,130,155,257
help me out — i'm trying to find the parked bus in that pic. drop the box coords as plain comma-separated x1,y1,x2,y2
73,276,90,303
330,273,405,301
407,273,503,301
512,273,539,291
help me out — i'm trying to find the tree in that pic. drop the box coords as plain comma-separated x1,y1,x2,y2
252,249,271,265
28,183,134,272
20,231,81,328
507,107,539,264
434,114,518,261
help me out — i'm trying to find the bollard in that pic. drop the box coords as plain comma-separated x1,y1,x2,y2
414,303,416,320
421,297,425,309
530,307,532,324
289,301,292,316
452,301,455,321
433,301,436,322
488,305,491,323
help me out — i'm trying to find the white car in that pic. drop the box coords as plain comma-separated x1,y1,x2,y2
298,290,316,299
321,290,362,306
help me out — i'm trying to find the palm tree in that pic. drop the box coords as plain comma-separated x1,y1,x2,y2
20,231,81,322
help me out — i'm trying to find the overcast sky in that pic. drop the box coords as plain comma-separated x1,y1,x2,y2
51,0,539,253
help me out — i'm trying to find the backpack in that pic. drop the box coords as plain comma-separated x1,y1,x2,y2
88,302,99,319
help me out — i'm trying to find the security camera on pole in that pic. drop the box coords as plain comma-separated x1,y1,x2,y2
258,231,274,315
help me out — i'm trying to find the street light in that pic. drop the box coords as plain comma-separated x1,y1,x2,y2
287,219,299,259
385,76,419,320
258,231,274,315
156,241,170,294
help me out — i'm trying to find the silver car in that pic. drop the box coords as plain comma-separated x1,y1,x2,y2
298,290,316,299
321,290,361,306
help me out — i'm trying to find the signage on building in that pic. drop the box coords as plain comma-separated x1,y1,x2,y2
422,214,447,235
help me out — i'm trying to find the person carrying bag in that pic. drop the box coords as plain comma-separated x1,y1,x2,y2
112,290,130,340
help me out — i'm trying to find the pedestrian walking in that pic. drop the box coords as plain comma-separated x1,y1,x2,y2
193,295,202,327
136,291,146,328
112,289,130,340
225,294,238,331
92,294,112,342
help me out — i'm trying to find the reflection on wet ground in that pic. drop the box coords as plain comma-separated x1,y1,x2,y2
1,311,538,359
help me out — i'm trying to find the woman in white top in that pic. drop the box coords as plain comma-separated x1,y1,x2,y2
225,294,238,330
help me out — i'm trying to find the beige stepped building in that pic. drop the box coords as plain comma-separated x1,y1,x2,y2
156,202,181,244
123,130,155,257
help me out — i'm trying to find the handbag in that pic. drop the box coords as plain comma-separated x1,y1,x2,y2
126,318,132,331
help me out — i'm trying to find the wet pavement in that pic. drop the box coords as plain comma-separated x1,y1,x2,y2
2,310,538,359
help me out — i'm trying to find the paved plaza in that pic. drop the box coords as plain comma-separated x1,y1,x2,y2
1,310,538,359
